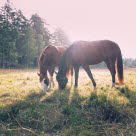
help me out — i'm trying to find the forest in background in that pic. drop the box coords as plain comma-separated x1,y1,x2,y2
0,1,70,68
0,1,136,68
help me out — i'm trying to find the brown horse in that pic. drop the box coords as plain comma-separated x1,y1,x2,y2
56,40,124,90
38,44,72,92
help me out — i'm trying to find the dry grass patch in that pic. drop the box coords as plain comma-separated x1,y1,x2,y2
0,68,136,136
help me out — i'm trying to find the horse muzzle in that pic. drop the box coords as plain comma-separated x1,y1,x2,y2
41,80,49,92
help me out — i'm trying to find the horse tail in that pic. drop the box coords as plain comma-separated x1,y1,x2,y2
116,49,124,84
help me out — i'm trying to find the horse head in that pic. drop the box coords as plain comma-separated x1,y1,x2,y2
56,73,68,90
37,73,49,92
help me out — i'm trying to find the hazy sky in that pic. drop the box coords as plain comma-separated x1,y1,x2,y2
0,0,136,58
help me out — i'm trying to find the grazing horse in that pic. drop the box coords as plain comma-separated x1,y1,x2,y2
38,44,72,92
56,40,124,90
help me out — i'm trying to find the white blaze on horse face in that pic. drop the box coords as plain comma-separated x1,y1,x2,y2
41,79,48,92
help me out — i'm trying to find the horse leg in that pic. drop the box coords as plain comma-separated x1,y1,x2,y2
48,66,55,88
74,65,79,88
47,69,51,89
105,58,116,87
82,65,96,90
50,75,55,88
71,66,73,86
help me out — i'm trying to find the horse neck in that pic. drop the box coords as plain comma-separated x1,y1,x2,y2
59,51,70,77
59,66,68,77
40,67,47,76
39,58,48,76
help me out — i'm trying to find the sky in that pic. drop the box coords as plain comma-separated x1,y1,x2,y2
0,0,136,58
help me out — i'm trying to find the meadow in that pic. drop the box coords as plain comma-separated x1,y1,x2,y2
0,68,136,136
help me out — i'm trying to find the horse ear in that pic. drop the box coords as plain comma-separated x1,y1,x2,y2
37,73,40,76
54,71,58,74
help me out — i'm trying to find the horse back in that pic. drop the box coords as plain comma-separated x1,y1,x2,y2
57,45,69,56
68,40,120,65
39,45,68,67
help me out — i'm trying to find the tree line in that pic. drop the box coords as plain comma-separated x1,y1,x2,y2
90,58,136,69
0,1,70,68
0,1,135,69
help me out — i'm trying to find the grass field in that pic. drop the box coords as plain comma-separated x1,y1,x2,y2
0,68,136,136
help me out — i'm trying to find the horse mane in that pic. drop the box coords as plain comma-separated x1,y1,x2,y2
58,45,72,78
38,46,50,73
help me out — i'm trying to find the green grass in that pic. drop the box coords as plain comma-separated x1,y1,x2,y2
0,68,136,136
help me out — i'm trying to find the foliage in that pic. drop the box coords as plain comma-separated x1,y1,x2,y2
0,1,29,68
0,1,70,68
123,58,136,67
50,27,71,46
0,68,136,136
0,1,136,69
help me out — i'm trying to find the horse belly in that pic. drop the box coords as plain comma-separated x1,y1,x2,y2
86,55,104,65
73,53,104,66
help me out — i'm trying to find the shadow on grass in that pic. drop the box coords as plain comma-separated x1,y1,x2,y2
0,87,73,135
0,92,44,121
0,86,135,136
117,86,136,104
88,92,135,123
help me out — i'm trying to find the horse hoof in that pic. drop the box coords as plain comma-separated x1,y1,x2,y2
111,83,116,88
94,86,97,90
43,90,47,93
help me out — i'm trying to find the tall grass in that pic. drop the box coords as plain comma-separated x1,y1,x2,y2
0,68,136,136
